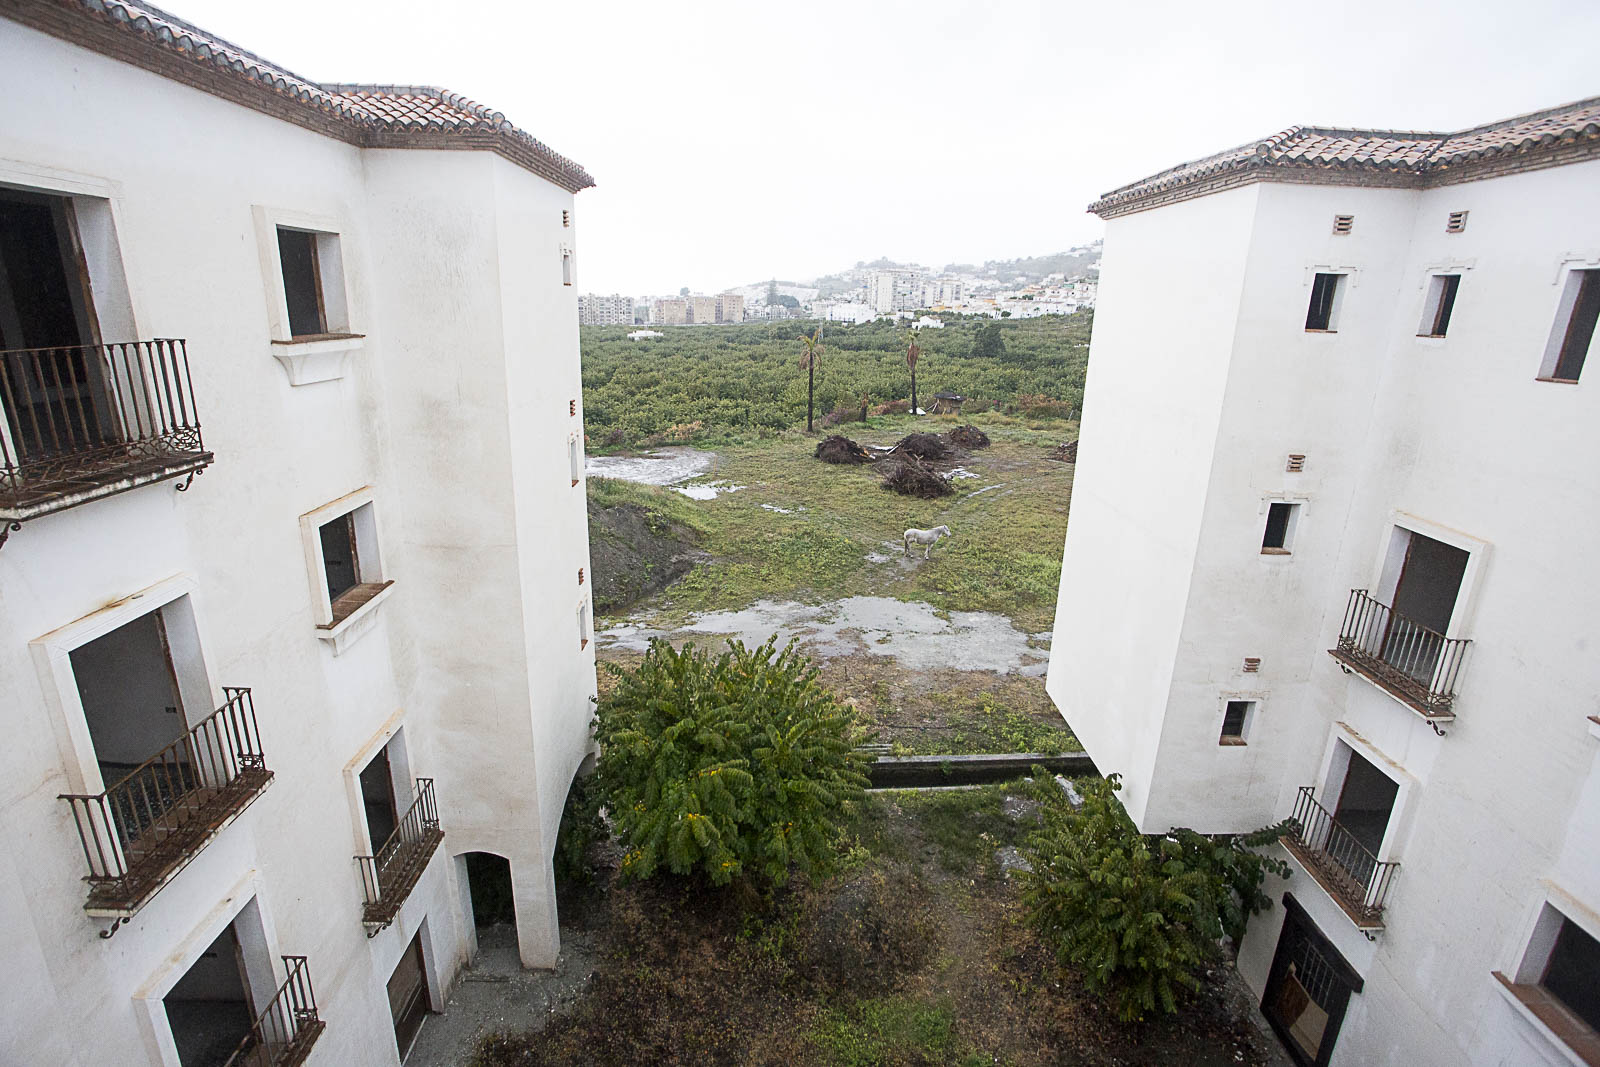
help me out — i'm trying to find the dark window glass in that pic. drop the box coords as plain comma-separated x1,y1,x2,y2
277,228,325,337
1221,701,1250,741
319,513,359,601
1306,273,1340,331
1544,917,1600,1033
1263,503,1293,550
1428,275,1460,337
1554,270,1600,381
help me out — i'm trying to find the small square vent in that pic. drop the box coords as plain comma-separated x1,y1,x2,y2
1242,657,1262,673
562,210,571,228
570,398,577,416
1446,210,1469,234
578,567,585,585
1332,215,1354,235
1286,454,1306,473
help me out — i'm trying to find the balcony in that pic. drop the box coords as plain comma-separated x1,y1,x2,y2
222,955,325,1067
59,688,272,923
1281,785,1399,931
0,340,212,535
1328,588,1470,727
357,778,444,936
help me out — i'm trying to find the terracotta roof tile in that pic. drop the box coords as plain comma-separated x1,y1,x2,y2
6,0,594,191
1091,97,1600,217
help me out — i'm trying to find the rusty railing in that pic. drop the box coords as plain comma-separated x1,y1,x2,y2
357,778,444,934
0,340,210,518
60,687,272,914
221,955,325,1067
1283,786,1399,927
1330,588,1470,720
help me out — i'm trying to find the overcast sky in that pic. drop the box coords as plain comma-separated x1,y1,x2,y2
160,0,1598,296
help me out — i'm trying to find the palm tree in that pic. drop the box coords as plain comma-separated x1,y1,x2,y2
800,327,824,432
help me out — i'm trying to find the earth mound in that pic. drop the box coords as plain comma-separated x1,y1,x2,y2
946,425,990,449
815,435,874,464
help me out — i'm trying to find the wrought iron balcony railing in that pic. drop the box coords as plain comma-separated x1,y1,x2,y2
1282,786,1399,929
1329,589,1470,726
357,778,444,935
221,955,325,1067
0,340,212,530
59,688,272,924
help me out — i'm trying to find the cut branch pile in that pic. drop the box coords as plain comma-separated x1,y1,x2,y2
1050,440,1079,463
881,455,954,498
946,425,990,449
815,435,874,465
891,433,951,461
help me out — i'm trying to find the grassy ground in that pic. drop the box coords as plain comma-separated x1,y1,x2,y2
594,412,1076,633
473,785,1277,1067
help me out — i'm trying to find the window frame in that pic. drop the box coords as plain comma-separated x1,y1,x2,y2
252,206,364,385
343,721,416,861
577,594,591,651
1313,726,1416,868
1304,271,1348,333
299,487,393,653
569,433,582,487
1416,273,1462,338
1539,266,1600,384
1218,698,1256,746
1369,512,1490,642
1495,887,1600,1066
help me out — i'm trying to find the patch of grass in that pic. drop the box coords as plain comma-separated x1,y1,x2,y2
809,996,960,1067
890,782,1030,876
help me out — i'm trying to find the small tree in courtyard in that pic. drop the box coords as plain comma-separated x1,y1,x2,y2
595,637,869,887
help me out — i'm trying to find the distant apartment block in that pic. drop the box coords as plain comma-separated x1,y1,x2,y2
578,293,634,326
651,298,687,325
1047,96,1600,1067
685,295,718,324
717,292,745,324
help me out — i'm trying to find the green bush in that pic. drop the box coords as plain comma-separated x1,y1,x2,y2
1021,773,1288,1021
595,637,870,887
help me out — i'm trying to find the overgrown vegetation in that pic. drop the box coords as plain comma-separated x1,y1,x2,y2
594,638,870,887
581,314,1091,448
1021,774,1290,1022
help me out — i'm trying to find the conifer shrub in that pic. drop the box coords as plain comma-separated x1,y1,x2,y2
595,637,870,888
1021,773,1289,1022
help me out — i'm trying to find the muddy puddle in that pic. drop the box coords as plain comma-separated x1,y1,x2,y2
599,596,1050,675
585,447,746,498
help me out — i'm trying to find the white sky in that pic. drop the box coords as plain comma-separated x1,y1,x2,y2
158,0,1598,295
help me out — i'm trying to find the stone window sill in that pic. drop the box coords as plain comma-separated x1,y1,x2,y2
1492,972,1600,1067
1218,737,1248,747
271,333,365,386
1535,377,1581,385
1260,547,1292,556
316,580,394,655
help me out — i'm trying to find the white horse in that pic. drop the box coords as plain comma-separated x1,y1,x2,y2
903,525,953,559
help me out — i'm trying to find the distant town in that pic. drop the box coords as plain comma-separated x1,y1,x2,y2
578,242,1103,330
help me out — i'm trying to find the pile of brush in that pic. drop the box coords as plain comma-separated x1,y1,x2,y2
892,432,951,461
815,435,874,465
881,454,954,498
1050,440,1079,463
946,425,990,449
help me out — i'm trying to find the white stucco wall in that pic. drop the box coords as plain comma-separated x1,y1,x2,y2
0,19,594,1067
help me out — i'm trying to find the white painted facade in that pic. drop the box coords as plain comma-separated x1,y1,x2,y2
0,12,595,1067
1048,112,1600,1066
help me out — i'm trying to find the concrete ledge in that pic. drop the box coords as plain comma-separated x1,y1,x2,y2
866,752,1096,789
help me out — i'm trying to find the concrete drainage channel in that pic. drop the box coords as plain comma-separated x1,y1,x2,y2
866,752,1097,789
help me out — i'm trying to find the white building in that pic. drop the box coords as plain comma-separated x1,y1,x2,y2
627,329,664,341
1046,98,1600,1066
578,293,634,326
826,302,876,325
0,3,598,1065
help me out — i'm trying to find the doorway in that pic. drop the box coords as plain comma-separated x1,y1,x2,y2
386,929,432,1059
1261,896,1362,1066
359,743,401,855
164,922,256,1067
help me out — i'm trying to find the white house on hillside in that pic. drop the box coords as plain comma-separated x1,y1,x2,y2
0,2,597,1064
1047,98,1600,1066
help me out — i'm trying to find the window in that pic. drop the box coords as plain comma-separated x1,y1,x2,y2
569,435,582,486
301,490,392,649
1446,210,1469,234
1331,214,1354,235
1262,502,1300,554
1263,895,1363,1066
1497,903,1600,1063
1305,273,1343,331
1540,269,1600,383
1219,700,1254,745
277,227,327,337
1418,274,1461,338
577,597,590,650
561,246,574,287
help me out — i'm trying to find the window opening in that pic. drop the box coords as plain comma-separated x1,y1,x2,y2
569,436,581,486
70,611,186,789
319,512,360,604
1543,917,1600,1034
1390,532,1468,637
359,743,399,856
1305,273,1342,331
1262,897,1362,1066
1543,269,1600,382
1262,502,1298,554
1419,274,1461,338
1331,750,1399,874
277,227,326,338
1220,700,1253,745
561,248,573,287
577,598,589,650
164,921,256,1067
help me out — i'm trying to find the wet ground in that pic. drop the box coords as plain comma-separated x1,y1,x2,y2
585,447,744,498
599,595,1051,677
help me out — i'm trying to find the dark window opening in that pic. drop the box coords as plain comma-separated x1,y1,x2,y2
1424,275,1460,338
277,228,326,338
1262,502,1295,553
319,513,359,603
1220,700,1251,744
1390,532,1468,637
70,611,186,787
1544,918,1600,1034
1305,273,1341,331
1552,270,1600,382
164,922,255,1067
359,744,399,855
1332,751,1398,861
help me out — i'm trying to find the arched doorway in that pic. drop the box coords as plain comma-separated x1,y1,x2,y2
456,852,520,974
